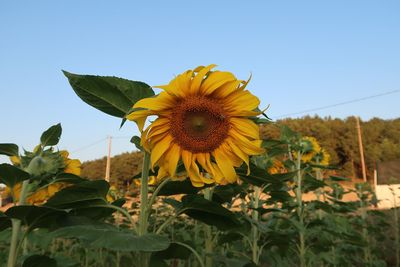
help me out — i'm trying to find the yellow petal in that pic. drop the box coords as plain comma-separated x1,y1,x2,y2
187,167,205,187
133,92,176,111
155,70,193,98
211,80,241,99
190,64,216,94
200,71,236,95
213,148,237,183
229,130,264,155
181,150,193,173
9,156,21,165
166,143,181,177
150,135,173,168
156,166,168,181
238,74,252,91
147,124,170,139
224,90,260,113
210,163,225,184
191,161,214,184
226,138,250,175
126,109,153,131
65,159,81,176
230,118,260,140
59,150,69,159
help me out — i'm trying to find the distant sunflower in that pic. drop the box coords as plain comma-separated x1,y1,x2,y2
127,65,264,187
294,136,321,163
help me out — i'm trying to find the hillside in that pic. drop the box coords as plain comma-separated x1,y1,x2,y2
81,116,400,186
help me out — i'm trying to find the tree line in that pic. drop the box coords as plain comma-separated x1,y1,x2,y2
81,116,400,187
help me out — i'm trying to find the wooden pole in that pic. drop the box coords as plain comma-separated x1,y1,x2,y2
105,136,112,182
356,117,367,182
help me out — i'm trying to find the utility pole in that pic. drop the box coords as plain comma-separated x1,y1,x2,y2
105,136,112,182
356,117,367,182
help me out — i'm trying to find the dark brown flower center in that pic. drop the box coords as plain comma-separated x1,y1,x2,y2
170,96,230,153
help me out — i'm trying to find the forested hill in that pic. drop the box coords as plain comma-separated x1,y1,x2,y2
81,116,400,186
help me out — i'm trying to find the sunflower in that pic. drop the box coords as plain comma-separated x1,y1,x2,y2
294,136,321,163
4,182,69,204
127,65,264,187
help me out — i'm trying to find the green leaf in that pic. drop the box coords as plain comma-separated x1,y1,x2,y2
0,163,30,188
266,190,292,204
51,224,170,252
22,255,57,267
303,174,326,193
0,143,19,156
213,256,257,267
40,123,62,147
53,173,86,184
157,180,202,196
218,232,243,245
45,180,109,209
236,163,295,187
0,212,11,231
152,242,192,260
63,71,154,118
71,199,126,220
178,194,241,231
328,175,351,182
308,163,338,170
212,184,243,204
6,206,67,230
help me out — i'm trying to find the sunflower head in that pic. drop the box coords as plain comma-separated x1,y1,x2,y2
294,136,321,163
127,65,264,187
5,182,69,205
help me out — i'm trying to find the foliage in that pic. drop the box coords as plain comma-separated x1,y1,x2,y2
1,70,398,267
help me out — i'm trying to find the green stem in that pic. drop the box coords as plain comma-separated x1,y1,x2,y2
315,158,323,220
146,177,171,219
393,190,399,267
251,186,261,264
85,249,89,267
7,180,30,267
357,185,371,266
296,151,306,267
7,219,21,267
139,152,151,235
155,215,176,234
174,242,205,267
96,205,137,233
204,187,214,267
116,251,121,267
138,152,151,267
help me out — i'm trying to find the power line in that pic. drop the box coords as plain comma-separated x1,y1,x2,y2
70,136,132,155
71,137,107,153
272,89,400,119
112,136,132,139
70,89,399,154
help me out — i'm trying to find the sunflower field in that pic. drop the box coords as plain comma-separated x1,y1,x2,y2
0,65,397,267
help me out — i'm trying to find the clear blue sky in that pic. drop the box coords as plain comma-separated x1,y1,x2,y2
1,1,399,163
